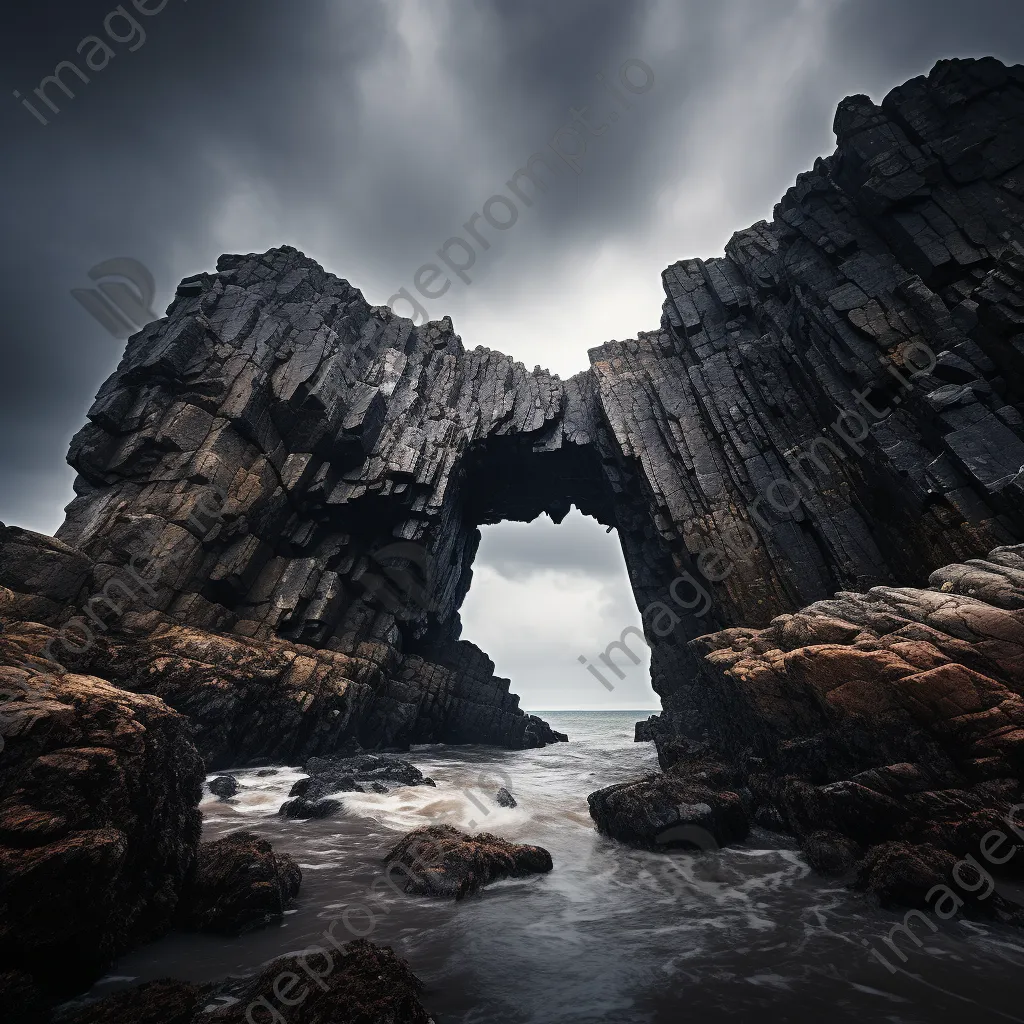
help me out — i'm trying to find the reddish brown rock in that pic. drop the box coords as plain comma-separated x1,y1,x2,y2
178,830,302,935
0,622,204,1012
594,545,1024,911
3,56,1024,936
384,824,552,898
588,766,749,850
205,940,433,1024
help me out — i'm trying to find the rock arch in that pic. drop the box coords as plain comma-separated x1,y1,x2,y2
54,57,1024,757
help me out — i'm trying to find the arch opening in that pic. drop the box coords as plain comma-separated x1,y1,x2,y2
458,509,661,713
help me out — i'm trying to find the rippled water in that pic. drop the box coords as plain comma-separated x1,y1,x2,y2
97,711,1024,1022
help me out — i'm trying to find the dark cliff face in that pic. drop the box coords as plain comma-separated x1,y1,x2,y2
49,56,1024,754
0,56,1021,1006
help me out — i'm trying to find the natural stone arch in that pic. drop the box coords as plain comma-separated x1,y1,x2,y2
55,61,1024,754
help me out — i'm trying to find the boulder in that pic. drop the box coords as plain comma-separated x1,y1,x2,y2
54,979,207,1024
854,841,960,910
588,771,749,850
0,621,204,1012
279,797,342,820
178,831,301,935
799,831,862,877
0,525,94,625
49,940,431,1024
495,788,517,808
383,824,552,898
208,776,238,800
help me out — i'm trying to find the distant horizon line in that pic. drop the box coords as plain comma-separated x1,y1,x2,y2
526,708,659,713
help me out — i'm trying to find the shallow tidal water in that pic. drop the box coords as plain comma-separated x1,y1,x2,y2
95,711,1024,1023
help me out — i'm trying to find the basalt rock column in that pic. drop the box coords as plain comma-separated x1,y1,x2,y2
591,56,1024,740
46,56,1024,760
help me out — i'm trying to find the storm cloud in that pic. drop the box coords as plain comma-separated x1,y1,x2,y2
3,0,1022,707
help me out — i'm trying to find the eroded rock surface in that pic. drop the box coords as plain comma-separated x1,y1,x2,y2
0,620,204,1014
30,58,1023,778
178,830,302,934
383,824,553,898
593,543,1024,912
301,753,436,796
589,764,750,850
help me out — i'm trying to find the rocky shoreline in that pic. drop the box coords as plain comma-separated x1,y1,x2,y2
590,542,1024,914
2,54,1024,1018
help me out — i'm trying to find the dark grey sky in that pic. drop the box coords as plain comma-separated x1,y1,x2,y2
2,0,1022,707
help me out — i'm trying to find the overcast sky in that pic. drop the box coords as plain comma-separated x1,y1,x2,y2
3,0,1022,711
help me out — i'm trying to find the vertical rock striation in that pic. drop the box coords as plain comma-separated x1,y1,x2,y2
46,58,1024,762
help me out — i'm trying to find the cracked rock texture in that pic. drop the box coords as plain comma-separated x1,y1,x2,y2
178,830,302,935
2,56,1024,927
0,618,204,1018
35,57,1023,768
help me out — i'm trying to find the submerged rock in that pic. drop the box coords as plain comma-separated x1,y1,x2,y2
208,776,239,800
278,755,435,814
178,831,301,934
495,788,517,808
383,824,552,898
